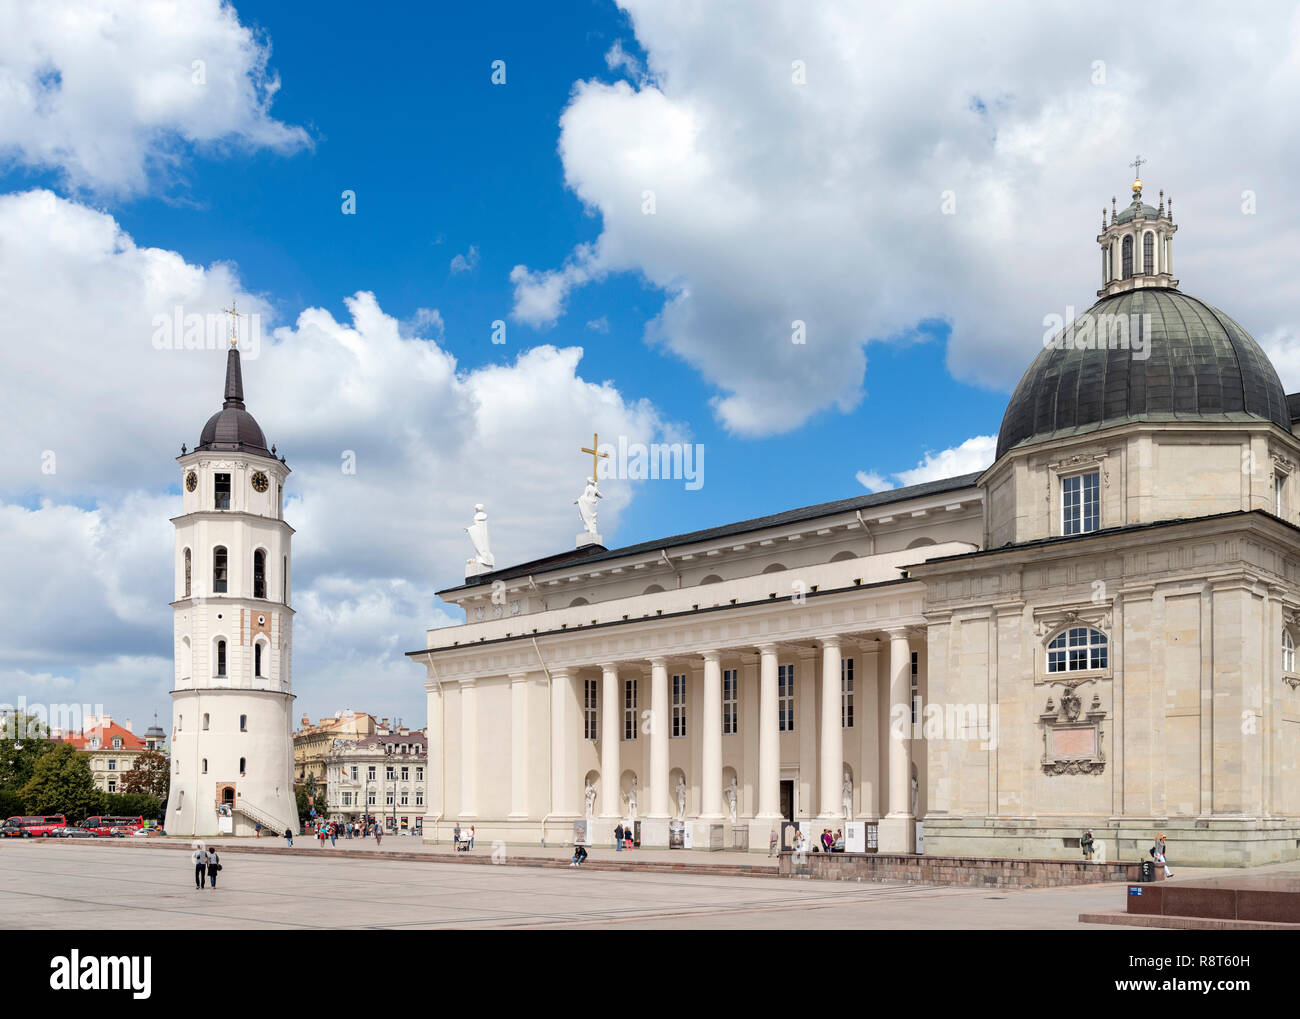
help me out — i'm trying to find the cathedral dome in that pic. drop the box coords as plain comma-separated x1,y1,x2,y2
997,287,1290,459
195,344,272,455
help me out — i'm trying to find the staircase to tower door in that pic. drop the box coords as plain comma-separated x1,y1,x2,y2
230,797,291,836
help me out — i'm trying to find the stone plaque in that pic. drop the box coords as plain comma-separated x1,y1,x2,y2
1051,725,1097,758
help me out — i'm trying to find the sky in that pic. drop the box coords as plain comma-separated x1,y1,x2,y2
3,0,1300,735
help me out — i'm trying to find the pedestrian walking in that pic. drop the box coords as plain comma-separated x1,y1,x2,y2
255,822,262,838
375,824,382,846
192,841,206,889
206,847,221,889
1152,833,1173,878
329,822,337,847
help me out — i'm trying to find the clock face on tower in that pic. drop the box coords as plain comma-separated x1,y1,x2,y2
251,471,269,493
185,471,198,492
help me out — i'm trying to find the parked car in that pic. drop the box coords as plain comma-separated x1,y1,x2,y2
62,827,97,839
2,815,68,837
131,827,164,837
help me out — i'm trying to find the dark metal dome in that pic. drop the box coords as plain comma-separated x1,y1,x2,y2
997,288,1290,459
196,345,272,455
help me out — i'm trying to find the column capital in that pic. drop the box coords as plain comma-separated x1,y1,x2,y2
600,662,620,676
648,656,669,669
458,676,478,688
550,665,576,680
756,642,780,655
885,627,912,642
701,649,722,664
819,634,842,650
508,671,529,684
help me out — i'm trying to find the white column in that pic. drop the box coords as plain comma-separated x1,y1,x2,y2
878,629,912,852
508,672,528,819
649,657,670,817
601,664,621,817
550,667,574,817
701,651,723,818
423,677,443,834
819,636,844,819
459,677,477,818
757,643,781,817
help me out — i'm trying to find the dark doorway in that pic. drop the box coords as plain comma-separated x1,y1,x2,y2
779,780,794,821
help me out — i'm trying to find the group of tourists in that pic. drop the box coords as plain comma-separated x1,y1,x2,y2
789,827,845,854
613,823,635,851
307,819,387,846
190,842,222,889
452,823,476,851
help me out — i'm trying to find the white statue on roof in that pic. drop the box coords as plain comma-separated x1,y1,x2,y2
465,503,495,578
575,477,603,547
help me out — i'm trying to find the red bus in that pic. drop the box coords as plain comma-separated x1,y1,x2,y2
2,815,67,837
79,815,145,836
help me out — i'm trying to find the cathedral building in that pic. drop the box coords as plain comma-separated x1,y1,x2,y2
409,174,1300,865
165,333,298,837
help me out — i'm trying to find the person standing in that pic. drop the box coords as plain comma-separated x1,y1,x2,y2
329,822,337,848
255,822,262,838
468,825,476,850
1082,829,1095,861
206,847,221,889
375,823,383,847
453,822,461,850
192,842,207,889
614,822,624,852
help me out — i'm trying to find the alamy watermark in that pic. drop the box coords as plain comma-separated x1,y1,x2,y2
593,436,704,491
1043,306,1151,361
1,699,105,739
151,307,262,359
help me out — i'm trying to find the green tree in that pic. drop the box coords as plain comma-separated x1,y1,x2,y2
19,742,100,819
121,749,169,801
103,792,162,820
0,714,53,791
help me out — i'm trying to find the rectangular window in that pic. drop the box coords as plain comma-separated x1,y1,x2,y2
671,674,688,738
107,780,116,793
911,651,919,725
416,767,423,782
623,678,639,741
401,766,409,781
367,766,376,781
108,759,116,770
367,790,376,805
1061,471,1100,535
386,791,394,806
778,664,795,732
841,657,854,729
385,766,395,781
416,791,424,806
350,766,358,781
723,668,739,735
400,792,409,806
584,679,598,741
1276,474,1285,516
214,473,231,510
212,547,228,594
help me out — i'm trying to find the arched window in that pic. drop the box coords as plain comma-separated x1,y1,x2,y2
1143,231,1154,274
254,642,263,677
700,574,723,585
569,597,589,607
1047,626,1108,673
829,550,858,563
240,714,247,731
253,548,266,599
183,548,191,598
213,546,228,594
643,584,665,595
202,758,208,774
906,537,937,549
761,563,787,574
202,712,210,730
181,636,191,681
239,757,246,775
1121,235,1133,278
215,641,226,677
1284,630,1295,674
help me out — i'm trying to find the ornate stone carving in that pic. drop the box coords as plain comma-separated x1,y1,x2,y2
1034,605,1112,639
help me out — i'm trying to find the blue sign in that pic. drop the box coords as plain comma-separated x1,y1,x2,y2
1128,886,1142,896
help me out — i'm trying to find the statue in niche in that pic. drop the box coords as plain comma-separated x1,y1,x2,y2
674,774,687,819
622,776,638,819
842,769,853,820
583,780,596,818
724,777,739,824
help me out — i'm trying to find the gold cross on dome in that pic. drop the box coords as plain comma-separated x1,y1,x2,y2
581,433,609,480
223,300,239,347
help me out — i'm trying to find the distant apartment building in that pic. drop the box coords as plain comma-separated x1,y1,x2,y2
293,710,378,789
57,714,148,794
325,727,427,833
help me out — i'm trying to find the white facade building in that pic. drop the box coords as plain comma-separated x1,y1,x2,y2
166,337,298,837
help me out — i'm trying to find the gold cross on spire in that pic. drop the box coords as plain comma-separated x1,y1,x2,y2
580,433,609,481
223,300,239,347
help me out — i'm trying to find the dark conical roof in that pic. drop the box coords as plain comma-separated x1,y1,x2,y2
197,345,271,455
997,288,1290,459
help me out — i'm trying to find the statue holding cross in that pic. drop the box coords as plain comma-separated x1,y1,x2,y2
574,433,608,546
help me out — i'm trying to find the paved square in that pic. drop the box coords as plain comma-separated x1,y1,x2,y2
0,841,1156,929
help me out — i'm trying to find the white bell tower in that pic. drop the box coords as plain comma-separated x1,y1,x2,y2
1097,155,1178,297
166,316,298,837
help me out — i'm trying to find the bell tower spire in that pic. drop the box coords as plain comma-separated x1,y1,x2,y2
1096,158,1178,298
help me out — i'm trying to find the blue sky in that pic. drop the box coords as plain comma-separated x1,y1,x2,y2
2,0,1297,732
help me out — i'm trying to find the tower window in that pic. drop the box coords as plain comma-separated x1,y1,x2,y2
184,548,191,598
254,642,263,677
214,473,231,510
240,714,247,732
1062,472,1100,535
1143,231,1155,274
202,758,208,774
1121,235,1133,279
239,757,246,775
215,641,226,678
253,549,266,599
282,555,287,602
213,546,228,594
